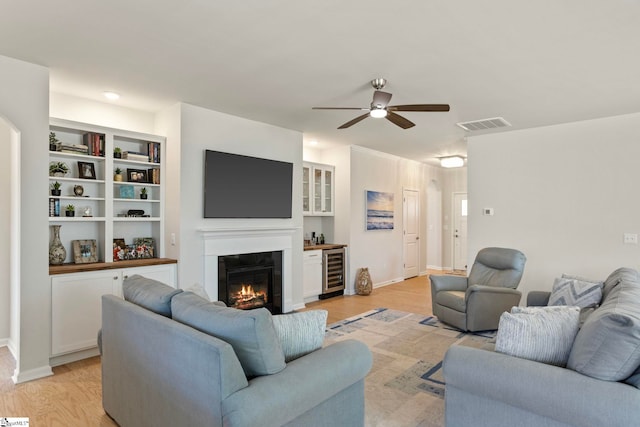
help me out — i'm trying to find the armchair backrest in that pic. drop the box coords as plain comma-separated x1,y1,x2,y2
467,247,526,289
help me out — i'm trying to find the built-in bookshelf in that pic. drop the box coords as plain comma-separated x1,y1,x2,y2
48,118,166,266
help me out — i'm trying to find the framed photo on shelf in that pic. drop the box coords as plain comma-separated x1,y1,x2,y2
127,168,148,183
78,161,96,179
72,239,98,264
133,237,155,259
118,184,135,199
113,238,126,261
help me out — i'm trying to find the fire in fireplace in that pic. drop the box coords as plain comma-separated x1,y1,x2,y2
218,251,283,314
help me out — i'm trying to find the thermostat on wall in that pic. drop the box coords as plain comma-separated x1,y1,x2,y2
483,208,494,216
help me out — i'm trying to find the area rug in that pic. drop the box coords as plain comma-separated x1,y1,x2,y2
324,308,495,427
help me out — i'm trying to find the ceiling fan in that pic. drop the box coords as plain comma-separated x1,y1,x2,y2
312,78,450,129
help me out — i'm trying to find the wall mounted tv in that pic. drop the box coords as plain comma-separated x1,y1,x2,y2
204,150,293,218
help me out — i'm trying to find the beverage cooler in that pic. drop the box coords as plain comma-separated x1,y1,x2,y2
320,247,346,299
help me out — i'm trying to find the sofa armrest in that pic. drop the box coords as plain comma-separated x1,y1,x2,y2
444,346,640,427
430,274,468,292
527,291,551,306
222,339,372,426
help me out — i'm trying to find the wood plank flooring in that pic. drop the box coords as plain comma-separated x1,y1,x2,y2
0,274,436,426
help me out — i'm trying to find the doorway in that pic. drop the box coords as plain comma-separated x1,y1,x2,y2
452,192,468,271
403,189,419,278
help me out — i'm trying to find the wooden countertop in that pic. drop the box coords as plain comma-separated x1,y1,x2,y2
303,244,347,251
49,257,177,275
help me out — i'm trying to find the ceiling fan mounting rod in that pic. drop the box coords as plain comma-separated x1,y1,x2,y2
371,78,386,90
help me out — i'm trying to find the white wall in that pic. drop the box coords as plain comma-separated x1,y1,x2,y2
0,54,50,382
160,103,304,307
468,112,640,301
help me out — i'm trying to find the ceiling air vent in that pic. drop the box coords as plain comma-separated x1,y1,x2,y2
456,117,511,132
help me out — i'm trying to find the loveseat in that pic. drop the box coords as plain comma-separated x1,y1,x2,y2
443,267,640,427
100,275,372,427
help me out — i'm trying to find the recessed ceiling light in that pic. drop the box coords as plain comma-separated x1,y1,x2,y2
103,91,120,101
308,140,319,146
440,156,465,168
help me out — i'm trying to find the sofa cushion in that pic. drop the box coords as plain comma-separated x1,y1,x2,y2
602,267,640,300
548,277,603,308
123,274,183,317
567,276,640,381
495,305,580,367
171,292,286,377
435,291,466,312
272,310,328,362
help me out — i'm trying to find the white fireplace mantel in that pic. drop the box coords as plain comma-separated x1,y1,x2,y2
199,226,300,312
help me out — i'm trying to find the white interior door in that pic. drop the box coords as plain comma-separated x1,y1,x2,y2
403,189,419,278
453,193,468,271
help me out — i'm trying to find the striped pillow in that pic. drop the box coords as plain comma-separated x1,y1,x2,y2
548,277,603,308
272,310,328,362
495,306,580,367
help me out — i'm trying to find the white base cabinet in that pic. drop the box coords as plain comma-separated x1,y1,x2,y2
303,250,323,299
51,262,177,357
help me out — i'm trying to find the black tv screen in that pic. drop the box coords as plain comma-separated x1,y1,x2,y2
204,150,293,218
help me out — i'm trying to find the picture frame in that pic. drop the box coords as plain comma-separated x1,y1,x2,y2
78,161,96,179
72,239,98,264
113,238,126,261
127,168,148,183
118,184,135,199
133,237,155,259
366,190,394,230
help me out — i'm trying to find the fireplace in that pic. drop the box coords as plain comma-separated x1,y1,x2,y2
218,251,283,314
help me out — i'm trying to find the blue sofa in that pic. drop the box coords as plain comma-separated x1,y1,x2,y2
443,267,640,427
100,276,372,426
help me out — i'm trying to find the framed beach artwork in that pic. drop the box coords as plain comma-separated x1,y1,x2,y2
366,190,394,230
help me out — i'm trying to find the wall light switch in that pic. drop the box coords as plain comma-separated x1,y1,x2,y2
624,233,638,244
483,208,494,216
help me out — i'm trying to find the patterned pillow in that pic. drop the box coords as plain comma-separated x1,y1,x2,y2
495,306,580,367
272,310,328,362
548,277,603,308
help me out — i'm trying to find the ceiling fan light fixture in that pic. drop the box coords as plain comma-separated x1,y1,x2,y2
440,156,465,168
370,108,387,119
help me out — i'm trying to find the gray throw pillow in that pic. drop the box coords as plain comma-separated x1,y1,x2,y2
548,277,603,308
123,274,183,317
495,306,580,367
567,278,640,381
272,310,328,362
171,292,286,377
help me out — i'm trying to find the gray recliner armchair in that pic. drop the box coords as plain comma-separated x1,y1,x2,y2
430,247,526,332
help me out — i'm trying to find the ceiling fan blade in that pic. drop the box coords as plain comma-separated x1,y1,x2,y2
388,104,450,112
386,112,415,129
312,107,369,110
338,113,370,129
372,90,392,107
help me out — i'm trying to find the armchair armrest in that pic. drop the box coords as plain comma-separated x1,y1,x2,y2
429,274,468,292
465,285,522,331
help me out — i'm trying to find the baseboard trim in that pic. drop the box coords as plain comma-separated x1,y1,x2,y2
373,277,404,289
0,338,8,347
291,302,307,312
50,347,100,368
12,365,53,384
426,265,444,271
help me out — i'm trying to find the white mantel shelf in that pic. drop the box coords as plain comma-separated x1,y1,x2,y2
200,226,301,313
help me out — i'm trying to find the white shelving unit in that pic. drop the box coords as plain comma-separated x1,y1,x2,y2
302,161,335,216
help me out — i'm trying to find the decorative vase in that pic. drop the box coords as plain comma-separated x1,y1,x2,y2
114,174,123,182
356,267,373,296
49,225,66,265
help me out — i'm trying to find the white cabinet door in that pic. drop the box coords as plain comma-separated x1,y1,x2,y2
121,263,177,294
303,162,335,216
302,165,311,214
303,250,323,298
51,270,118,356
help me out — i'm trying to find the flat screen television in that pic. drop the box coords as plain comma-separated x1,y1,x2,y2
204,150,293,218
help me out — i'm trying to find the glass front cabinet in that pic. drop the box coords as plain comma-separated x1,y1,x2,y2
302,162,334,216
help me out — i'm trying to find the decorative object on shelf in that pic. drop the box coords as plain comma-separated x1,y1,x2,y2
127,168,148,183
113,238,126,261
366,190,394,230
114,167,123,182
73,185,84,196
49,225,66,265
355,267,373,296
49,131,60,152
113,147,122,158
77,161,96,179
49,161,69,177
140,187,148,199
49,197,61,217
82,206,92,217
65,204,75,217
50,181,61,196
119,185,134,199
133,237,155,259
72,239,98,264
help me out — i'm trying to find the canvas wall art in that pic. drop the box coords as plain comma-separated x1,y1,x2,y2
366,190,394,230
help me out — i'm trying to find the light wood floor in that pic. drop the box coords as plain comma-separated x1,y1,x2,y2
0,274,436,426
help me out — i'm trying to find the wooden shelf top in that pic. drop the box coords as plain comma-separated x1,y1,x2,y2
49,258,177,275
